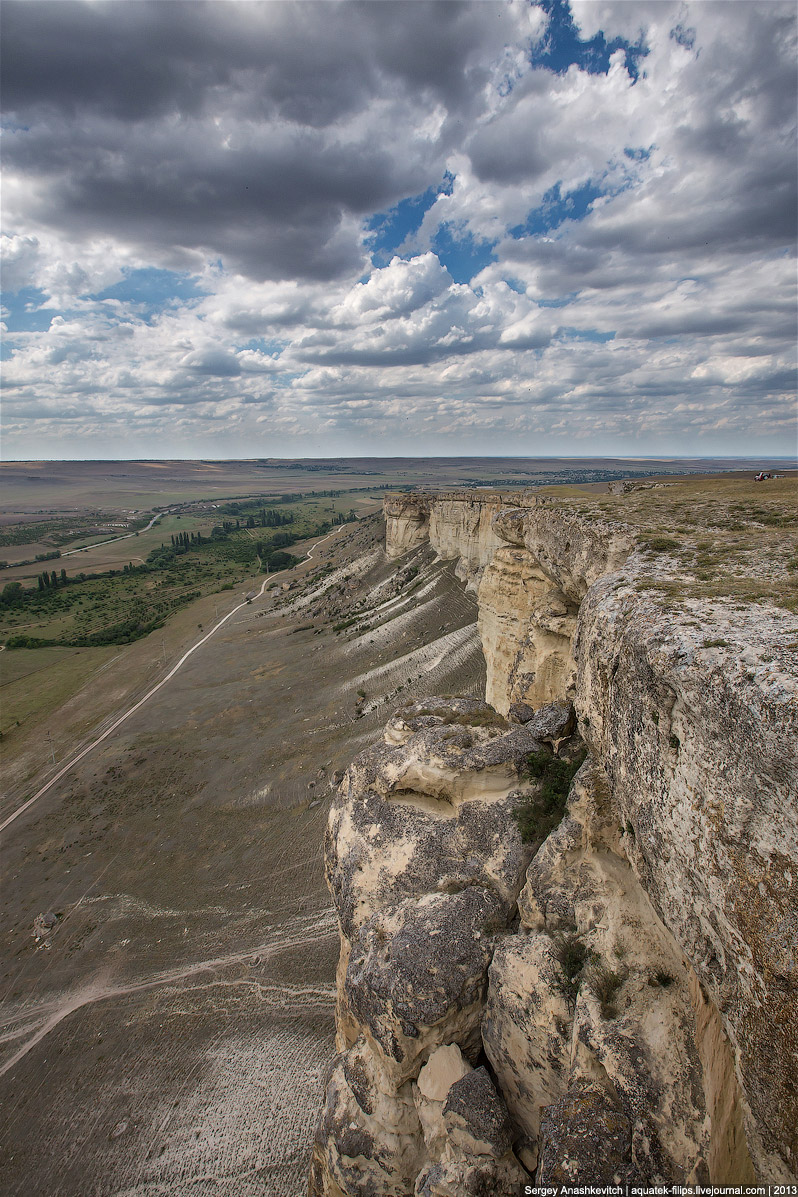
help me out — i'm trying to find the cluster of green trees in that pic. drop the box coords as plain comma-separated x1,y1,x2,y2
5,610,169,650
37,568,68,590
0,581,25,607
244,508,294,528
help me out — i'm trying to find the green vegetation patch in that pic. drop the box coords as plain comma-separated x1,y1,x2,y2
0,519,305,649
513,748,587,843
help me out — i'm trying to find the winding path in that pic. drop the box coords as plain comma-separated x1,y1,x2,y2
61,511,163,557
0,523,346,836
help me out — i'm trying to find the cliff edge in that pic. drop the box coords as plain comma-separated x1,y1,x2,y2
312,478,798,1191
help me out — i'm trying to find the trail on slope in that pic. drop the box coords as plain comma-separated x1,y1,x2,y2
0,526,348,834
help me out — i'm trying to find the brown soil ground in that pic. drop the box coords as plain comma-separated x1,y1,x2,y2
0,515,485,1196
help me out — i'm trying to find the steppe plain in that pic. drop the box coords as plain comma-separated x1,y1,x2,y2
0,456,792,1195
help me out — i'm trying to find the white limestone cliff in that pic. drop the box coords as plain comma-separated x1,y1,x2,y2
310,490,797,1192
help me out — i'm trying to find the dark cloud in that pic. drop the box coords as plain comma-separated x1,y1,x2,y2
1,0,535,281
0,0,518,124
1,0,795,457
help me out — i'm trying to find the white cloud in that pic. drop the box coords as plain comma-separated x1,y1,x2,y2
1,1,795,457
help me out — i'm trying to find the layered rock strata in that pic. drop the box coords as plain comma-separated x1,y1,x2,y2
384,491,529,585
311,491,797,1191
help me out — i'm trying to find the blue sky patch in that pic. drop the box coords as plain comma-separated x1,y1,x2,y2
241,337,285,357
2,287,59,333
624,146,653,162
91,268,207,318
557,326,615,343
432,223,495,284
532,0,649,81
366,172,454,265
512,179,605,239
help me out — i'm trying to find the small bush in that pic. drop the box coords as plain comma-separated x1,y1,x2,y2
590,961,625,1017
513,749,586,844
413,707,507,729
552,931,590,1006
639,535,680,552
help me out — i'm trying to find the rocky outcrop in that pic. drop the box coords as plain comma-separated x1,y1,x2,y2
312,491,798,1192
309,697,552,1195
478,545,578,713
483,754,720,1183
384,494,431,560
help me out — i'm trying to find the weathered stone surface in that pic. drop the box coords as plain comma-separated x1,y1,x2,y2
577,579,798,1180
344,887,500,1081
416,1045,471,1102
428,494,506,585
327,699,540,943
482,930,572,1151
384,490,513,584
310,1043,423,1197
478,545,577,712
536,1083,633,1185
415,1149,527,1197
525,700,575,745
494,755,714,1182
314,697,540,1192
507,702,535,724
492,503,635,602
384,494,431,559
414,1044,472,1156
442,1066,514,1158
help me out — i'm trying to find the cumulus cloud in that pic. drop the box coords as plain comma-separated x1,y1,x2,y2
1,0,795,457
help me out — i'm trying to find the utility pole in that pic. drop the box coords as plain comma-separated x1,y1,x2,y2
46,730,55,766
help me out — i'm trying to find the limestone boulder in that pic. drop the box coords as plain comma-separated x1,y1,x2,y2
326,699,540,942
309,1043,422,1197
343,887,501,1083
442,1066,514,1158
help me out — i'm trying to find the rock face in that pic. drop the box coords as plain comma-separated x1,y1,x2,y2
478,545,578,713
384,494,431,560
385,490,523,585
576,580,798,1180
311,491,798,1192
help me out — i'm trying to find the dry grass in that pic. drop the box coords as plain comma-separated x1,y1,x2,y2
550,474,798,613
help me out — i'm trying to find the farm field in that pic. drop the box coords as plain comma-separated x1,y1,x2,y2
1,455,777,515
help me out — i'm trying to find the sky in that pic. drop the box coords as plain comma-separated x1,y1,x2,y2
1,0,796,461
